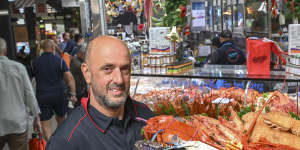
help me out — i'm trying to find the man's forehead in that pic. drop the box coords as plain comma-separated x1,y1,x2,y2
88,37,130,62
91,37,128,52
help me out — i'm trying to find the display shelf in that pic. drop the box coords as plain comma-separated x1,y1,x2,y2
132,65,300,82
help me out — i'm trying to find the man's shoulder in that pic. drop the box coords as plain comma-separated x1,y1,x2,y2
47,106,89,149
34,54,62,65
70,57,81,65
2,59,27,71
130,99,155,119
51,107,87,138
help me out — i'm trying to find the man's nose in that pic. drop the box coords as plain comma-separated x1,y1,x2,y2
112,68,124,84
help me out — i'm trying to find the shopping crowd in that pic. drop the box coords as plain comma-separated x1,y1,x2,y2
0,34,153,150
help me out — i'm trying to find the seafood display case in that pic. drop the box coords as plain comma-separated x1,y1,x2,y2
130,65,300,150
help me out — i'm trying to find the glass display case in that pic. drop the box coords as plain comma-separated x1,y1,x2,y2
132,65,300,149
130,65,300,117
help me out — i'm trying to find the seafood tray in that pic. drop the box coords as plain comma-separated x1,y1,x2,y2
141,91,300,150
135,140,218,150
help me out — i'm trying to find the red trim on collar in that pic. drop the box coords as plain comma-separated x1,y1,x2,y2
81,96,105,133
68,114,87,142
132,99,139,117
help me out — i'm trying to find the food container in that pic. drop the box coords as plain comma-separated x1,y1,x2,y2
164,55,170,64
143,65,151,74
170,55,175,64
150,65,156,74
156,65,161,74
147,56,152,65
151,56,156,65
156,56,161,65
161,64,167,74
159,55,164,64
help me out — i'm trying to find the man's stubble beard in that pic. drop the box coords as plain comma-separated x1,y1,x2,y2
91,78,128,110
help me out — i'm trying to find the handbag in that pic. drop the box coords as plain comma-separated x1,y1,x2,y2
29,132,46,150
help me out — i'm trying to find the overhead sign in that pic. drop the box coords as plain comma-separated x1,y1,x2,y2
190,0,206,33
62,0,80,7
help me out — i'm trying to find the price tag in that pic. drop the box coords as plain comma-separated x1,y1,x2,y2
212,98,233,104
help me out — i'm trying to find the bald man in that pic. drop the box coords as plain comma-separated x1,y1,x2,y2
32,39,77,141
46,36,154,150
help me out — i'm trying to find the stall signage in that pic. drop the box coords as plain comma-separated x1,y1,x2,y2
191,2,205,27
36,1,47,17
161,79,264,93
62,0,80,7
289,24,300,55
149,27,172,55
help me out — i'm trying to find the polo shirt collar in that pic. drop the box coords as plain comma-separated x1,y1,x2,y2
83,97,137,132
0,56,8,60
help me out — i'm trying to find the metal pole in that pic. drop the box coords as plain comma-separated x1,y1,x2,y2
268,0,272,38
89,0,107,39
221,0,223,31
297,82,299,115
79,0,89,36
98,0,107,36
212,0,215,32
242,0,246,36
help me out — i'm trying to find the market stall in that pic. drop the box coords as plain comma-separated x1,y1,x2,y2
130,67,300,149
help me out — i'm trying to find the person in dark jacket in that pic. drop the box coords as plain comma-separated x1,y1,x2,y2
46,36,154,150
208,30,246,65
71,34,84,56
70,45,88,107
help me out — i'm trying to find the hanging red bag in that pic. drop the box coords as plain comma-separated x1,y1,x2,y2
29,132,46,150
246,38,287,76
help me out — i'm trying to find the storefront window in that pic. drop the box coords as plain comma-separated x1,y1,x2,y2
233,0,244,33
245,0,268,33
214,0,222,31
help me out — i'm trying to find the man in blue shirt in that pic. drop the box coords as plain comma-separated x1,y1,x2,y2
46,36,154,150
59,32,76,55
33,39,77,141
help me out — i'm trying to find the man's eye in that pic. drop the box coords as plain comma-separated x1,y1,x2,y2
102,66,113,72
104,67,111,70
122,66,131,74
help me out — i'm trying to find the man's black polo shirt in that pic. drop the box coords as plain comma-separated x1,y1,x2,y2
46,97,154,150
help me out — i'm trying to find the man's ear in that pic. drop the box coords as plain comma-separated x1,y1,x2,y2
81,63,91,85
